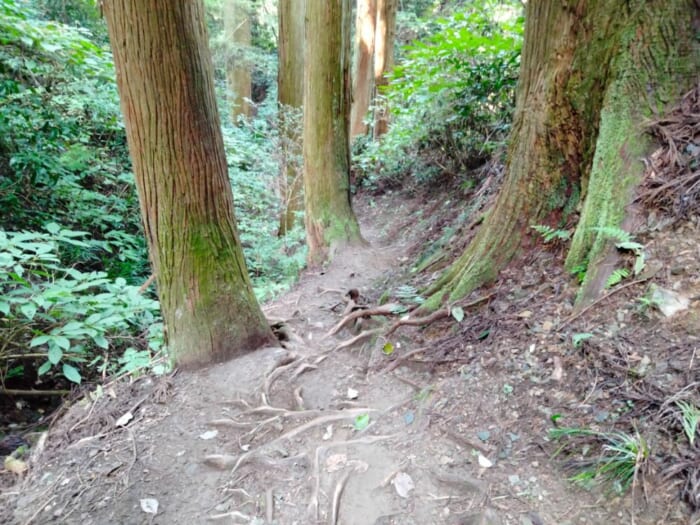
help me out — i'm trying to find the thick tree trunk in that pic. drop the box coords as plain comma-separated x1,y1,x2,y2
103,0,275,368
350,0,376,138
372,0,396,138
426,0,700,310
224,0,252,119
303,0,363,264
277,0,305,236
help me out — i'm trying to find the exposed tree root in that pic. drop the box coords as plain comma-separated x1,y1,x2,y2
328,294,493,352
203,409,378,476
326,303,403,337
333,328,383,351
307,434,397,520
382,347,428,373
262,352,300,405
330,470,352,525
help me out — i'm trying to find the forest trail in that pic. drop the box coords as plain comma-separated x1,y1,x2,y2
7,191,698,525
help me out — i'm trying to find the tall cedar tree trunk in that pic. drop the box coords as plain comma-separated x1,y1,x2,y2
350,0,377,138
426,0,700,310
103,0,275,367
277,0,305,236
303,0,363,264
224,0,252,119
372,0,396,138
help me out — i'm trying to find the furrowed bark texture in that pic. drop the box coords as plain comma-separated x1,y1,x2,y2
224,0,252,119
103,0,275,368
565,0,700,303
303,0,363,264
373,0,396,138
350,0,377,138
426,0,699,310
277,0,305,236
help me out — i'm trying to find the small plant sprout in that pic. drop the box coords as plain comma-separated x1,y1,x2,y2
593,226,647,285
572,332,594,348
550,426,650,494
676,400,699,447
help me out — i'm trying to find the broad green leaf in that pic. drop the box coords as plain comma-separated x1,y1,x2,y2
62,363,81,384
572,332,594,348
48,345,63,365
20,302,37,320
37,361,51,376
451,306,465,323
53,336,71,350
354,414,370,431
44,222,61,234
30,334,51,347
0,302,10,315
93,335,109,349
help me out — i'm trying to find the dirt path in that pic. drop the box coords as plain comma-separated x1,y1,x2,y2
6,192,696,524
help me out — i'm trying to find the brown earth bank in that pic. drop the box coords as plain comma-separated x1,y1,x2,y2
1,188,699,525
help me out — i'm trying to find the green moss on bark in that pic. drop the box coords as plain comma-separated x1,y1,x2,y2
566,0,700,304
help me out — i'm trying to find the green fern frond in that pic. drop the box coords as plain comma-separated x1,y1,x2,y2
592,226,633,244
606,268,630,288
531,224,571,243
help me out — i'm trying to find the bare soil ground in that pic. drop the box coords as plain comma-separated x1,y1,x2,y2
2,189,699,525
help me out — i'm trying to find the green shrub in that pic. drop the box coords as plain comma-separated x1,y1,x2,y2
0,225,165,386
0,0,147,280
356,3,523,188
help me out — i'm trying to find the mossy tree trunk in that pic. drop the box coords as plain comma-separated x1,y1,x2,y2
303,0,363,264
372,0,396,138
103,0,275,368
277,0,305,236
426,0,700,310
350,0,377,138
224,0,252,119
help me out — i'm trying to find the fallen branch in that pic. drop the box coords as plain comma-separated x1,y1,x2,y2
1,388,70,397
138,273,156,294
558,277,652,329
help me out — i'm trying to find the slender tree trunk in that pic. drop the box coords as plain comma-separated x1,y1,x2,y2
303,0,363,264
372,0,396,138
224,0,252,119
350,0,376,138
426,0,700,310
103,0,275,368
277,0,305,236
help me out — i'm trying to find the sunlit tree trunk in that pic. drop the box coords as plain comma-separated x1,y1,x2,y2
350,0,376,138
277,0,305,236
224,0,252,119
426,0,700,310
372,0,396,138
103,0,275,368
303,0,363,264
